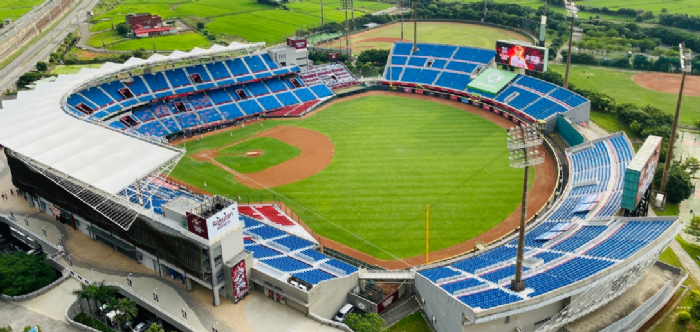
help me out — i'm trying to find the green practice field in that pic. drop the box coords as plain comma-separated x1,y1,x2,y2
109,33,212,51
171,95,528,260
319,22,529,53
215,137,301,173
455,0,698,15
548,64,700,127
0,0,43,23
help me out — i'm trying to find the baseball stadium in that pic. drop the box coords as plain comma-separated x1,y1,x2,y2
0,28,684,332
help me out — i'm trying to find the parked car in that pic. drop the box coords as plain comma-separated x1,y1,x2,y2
131,322,149,332
333,304,354,322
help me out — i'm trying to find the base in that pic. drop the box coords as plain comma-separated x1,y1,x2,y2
511,279,525,292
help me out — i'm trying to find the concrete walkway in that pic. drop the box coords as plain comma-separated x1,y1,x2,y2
0,298,82,332
670,239,700,284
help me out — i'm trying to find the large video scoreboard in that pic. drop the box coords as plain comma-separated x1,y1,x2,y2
496,40,549,73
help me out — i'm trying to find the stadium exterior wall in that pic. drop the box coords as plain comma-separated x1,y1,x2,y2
555,114,586,147
4,149,205,279
251,267,359,319
414,215,680,332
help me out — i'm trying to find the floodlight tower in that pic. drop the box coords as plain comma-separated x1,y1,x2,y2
539,0,548,47
412,0,418,53
401,0,405,41
507,124,544,292
659,44,693,195
563,1,578,89
320,0,324,27
341,0,353,55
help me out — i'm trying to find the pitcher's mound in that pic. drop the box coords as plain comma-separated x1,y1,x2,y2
246,150,264,157
632,72,700,96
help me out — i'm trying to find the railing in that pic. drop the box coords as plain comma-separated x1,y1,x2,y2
267,241,291,254
293,252,316,265
474,261,512,275
320,263,347,277
435,274,465,285
453,284,490,297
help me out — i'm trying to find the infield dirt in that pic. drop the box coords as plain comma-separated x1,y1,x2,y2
632,72,700,97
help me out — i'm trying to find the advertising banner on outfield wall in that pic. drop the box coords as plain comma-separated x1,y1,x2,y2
467,68,517,96
231,259,249,303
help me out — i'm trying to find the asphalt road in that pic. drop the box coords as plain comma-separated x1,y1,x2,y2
0,0,100,94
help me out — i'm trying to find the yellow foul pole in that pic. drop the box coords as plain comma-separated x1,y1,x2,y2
426,204,430,265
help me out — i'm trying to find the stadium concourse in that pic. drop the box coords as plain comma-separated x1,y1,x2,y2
0,38,684,332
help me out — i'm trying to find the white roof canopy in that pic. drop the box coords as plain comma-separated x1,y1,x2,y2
0,41,265,195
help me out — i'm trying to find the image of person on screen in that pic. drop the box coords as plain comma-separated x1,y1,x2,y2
510,45,527,68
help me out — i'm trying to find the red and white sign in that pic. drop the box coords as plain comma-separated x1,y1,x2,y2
187,203,239,240
377,289,400,313
286,37,307,49
231,259,249,303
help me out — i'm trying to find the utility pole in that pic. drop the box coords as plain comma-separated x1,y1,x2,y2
412,0,418,53
483,0,487,22
320,0,324,27
341,0,352,55
659,43,692,196
400,0,404,41
563,1,578,89
539,0,548,47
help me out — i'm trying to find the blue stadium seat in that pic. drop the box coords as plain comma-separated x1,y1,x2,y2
273,236,314,251
226,58,251,76
393,43,413,56
208,89,233,104
243,55,267,72
293,88,317,102
265,78,288,92
219,103,245,119
258,95,282,110
238,100,263,115
276,91,300,106
310,84,333,98
261,54,279,69
293,269,336,284
261,256,311,272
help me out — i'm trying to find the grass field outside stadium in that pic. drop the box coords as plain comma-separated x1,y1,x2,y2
453,0,700,15
548,64,700,127
0,0,43,23
318,21,530,53
170,95,533,260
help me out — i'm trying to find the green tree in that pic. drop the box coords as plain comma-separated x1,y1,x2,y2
93,282,118,323
344,313,385,332
685,216,700,242
0,326,11,332
116,23,131,37
16,72,43,90
679,310,692,323
72,283,100,322
684,157,700,178
196,22,205,30
111,298,138,332
35,61,48,72
655,161,694,204
0,252,56,296
146,322,165,332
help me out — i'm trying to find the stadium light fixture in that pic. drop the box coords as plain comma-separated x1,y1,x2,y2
563,1,578,89
506,123,544,292
659,43,692,197
340,0,353,55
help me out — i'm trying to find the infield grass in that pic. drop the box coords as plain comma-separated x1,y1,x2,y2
549,64,700,127
171,95,527,259
216,137,301,173
319,22,529,53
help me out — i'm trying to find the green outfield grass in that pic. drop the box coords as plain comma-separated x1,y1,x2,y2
319,22,529,53
215,137,301,173
0,0,43,22
171,95,528,259
548,64,700,127
109,33,212,51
